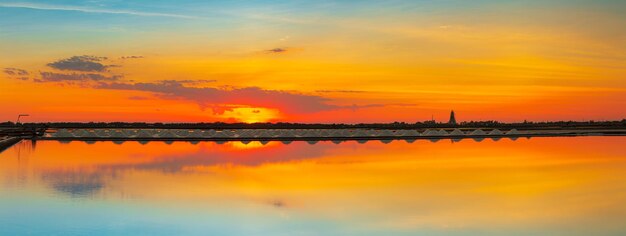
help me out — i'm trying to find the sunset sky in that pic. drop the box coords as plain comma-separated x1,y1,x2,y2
1,0,625,123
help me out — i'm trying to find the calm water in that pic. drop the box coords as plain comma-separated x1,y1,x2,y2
1,137,626,236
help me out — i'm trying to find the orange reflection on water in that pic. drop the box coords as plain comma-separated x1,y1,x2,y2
1,137,626,234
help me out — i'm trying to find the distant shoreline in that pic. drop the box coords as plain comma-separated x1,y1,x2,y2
2,120,625,130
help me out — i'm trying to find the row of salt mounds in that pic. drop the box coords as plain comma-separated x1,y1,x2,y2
154,129,173,138
404,130,421,136
83,130,98,138
469,129,486,135
449,129,465,135
351,129,369,137
94,129,111,137
136,129,157,138
436,129,449,136
488,129,503,135
71,129,89,137
53,129,73,138
173,130,190,137
201,130,218,138
188,130,204,138
121,129,138,137
506,129,520,135
110,130,126,138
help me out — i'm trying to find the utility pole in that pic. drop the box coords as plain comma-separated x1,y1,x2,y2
16,114,29,124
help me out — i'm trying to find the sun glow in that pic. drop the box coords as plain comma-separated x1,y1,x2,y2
219,107,281,123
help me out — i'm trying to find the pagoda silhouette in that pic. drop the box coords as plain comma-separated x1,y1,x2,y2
448,110,457,125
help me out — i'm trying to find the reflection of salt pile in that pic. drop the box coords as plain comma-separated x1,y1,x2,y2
488,129,503,135
449,129,464,135
469,129,486,135
472,137,485,142
506,129,520,135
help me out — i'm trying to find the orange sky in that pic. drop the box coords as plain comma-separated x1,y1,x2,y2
1,1,625,123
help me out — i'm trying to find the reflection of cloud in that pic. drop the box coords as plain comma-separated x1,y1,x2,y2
41,171,105,197
47,55,109,72
38,72,122,82
97,81,339,114
108,142,332,173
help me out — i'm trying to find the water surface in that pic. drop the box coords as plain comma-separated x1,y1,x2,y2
1,137,626,235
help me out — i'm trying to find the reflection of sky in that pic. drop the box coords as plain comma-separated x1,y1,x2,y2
1,137,626,235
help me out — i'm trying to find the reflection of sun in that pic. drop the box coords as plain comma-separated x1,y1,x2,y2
229,141,279,150
221,107,281,123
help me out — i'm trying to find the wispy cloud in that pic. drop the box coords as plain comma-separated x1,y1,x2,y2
38,72,122,83
47,55,109,72
0,2,202,19
266,48,288,54
96,81,340,114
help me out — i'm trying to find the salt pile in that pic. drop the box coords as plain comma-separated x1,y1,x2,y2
110,130,126,138
421,129,439,136
404,130,421,136
188,130,203,138
488,129,503,135
469,129,486,135
449,129,465,135
94,129,111,137
173,130,190,137
155,129,173,138
506,129,520,135
54,129,73,138
71,129,88,137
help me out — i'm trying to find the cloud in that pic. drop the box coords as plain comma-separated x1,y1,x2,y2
266,48,288,53
96,81,339,114
3,67,29,76
120,55,144,59
38,72,122,82
47,55,109,72
316,89,367,93
128,96,150,100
